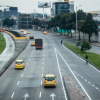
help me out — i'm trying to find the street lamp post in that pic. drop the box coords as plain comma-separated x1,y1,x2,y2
76,5,82,43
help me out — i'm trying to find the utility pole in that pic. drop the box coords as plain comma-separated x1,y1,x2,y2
76,5,82,43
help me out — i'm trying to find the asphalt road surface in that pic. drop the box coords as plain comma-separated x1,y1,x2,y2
0,30,100,100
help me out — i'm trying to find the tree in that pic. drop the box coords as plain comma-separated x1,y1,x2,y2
3,18,14,27
9,19,14,26
77,10,86,20
77,20,85,40
81,13,98,42
70,10,86,38
32,18,40,26
81,40,91,51
76,41,81,48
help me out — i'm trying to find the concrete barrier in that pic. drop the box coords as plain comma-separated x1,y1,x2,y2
63,76,88,100
4,31,28,39
0,31,29,76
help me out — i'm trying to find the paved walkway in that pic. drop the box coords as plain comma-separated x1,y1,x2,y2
0,32,15,71
50,32,100,55
91,42,100,47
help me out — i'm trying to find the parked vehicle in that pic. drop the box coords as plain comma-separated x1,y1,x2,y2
35,39,43,49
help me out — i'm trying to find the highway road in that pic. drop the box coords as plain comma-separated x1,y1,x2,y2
0,30,100,100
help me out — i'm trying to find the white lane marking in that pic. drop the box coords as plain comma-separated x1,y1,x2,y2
43,62,44,65
54,48,67,100
42,73,43,77
88,82,91,84
74,71,100,91
27,63,28,65
24,68,26,70
29,59,30,61
17,81,20,85
11,92,14,98
42,67,43,70
21,74,23,77
43,58,44,60
39,92,41,98
41,81,42,85
55,48,92,100
63,44,100,73
96,87,98,89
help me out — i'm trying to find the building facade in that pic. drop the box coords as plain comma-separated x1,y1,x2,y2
18,13,33,29
0,10,4,18
51,2,70,17
69,1,74,13
4,7,18,18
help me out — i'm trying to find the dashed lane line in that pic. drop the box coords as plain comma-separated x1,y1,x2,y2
24,68,26,70
73,71,100,92
63,44,100,73
17,81,20,85
41,81,42,85
11,92,14,98
21,74,23,77
39,92,41,98
56,48,91,100
42,73,43,77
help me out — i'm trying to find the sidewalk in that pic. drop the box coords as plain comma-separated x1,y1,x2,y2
0,31,29,76
90,42,100,47
51,32,100,55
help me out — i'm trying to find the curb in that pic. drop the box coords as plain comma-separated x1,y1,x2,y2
0,31,29,76
63,76,87,100
63,43,100,71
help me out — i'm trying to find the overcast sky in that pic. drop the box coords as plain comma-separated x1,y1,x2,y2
0,0,100,14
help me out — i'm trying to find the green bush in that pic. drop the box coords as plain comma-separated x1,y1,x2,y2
81,40,91,51
76,41,81,47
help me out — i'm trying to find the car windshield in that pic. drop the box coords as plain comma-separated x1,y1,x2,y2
16,61,22,64
45,77,55,81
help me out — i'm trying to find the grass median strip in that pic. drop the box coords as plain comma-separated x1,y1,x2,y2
64,43,100,69
0,33,6,53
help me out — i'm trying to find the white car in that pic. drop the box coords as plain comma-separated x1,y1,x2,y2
23,31,27,35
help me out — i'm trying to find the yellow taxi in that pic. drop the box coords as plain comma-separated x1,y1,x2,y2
15,60,25,69
43,74,56,87
43,31,47,35
31,42,35,46
27,31,30,34
3,28,6,31
21,29,24,32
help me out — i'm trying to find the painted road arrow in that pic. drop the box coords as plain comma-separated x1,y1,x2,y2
50,93,56,100
23,93,29,100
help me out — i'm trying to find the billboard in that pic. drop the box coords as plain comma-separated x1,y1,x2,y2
38,2,51,8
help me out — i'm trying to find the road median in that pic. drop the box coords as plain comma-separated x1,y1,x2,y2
63,76,87,100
